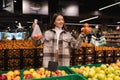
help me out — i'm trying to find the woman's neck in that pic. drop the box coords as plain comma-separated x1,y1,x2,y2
55,27,62,30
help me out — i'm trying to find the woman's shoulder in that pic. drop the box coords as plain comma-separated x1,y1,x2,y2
44,29,55,34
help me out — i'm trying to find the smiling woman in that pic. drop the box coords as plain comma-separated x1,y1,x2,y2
31,12,82,67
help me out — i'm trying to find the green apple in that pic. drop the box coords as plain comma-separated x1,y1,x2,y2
100,64,107,70
95,67,101,73
80,66,85,70
88,70,96,78
83,71,88,78
98,70,105,74
108,66,114,72
114,76,120,80
107,73,115,79
85,66,90,72
91,78,98,80
97,73,106,80
105,68,112,74
114,70,120,76
105,77,113,80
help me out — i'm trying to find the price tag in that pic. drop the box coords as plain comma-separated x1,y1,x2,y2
48,61,58,72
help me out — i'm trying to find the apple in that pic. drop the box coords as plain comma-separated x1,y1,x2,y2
108,66,114,72
0,74,7,80
97,73,106,80
114,70,120,76
95,67,101,72
116,61,120,67
100,64,107,70
33,73,41,78
52,72,57,76
23,70,30,75
105,68,112,74
85,66,90,72
80,66,85,70
88,69,96,78
87,78,92,80
78,69,84,74
38,67,45,72
61,70,67,76
7,75,12,80
41,75,46,78
91,77,98,80
107,73,115,79
44,70,51,77
29,68,35,73
98,70,105,74
13,76,20,80
14,70,20,76
55,70,62,76
32,34,39,39
114,76,120,80
24,74,33,79
83,71,88,78
7,71,14,78
105,77,113,80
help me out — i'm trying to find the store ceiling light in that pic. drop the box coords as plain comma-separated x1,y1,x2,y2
79,16,99,23
99,1,120,11
117,22,120,24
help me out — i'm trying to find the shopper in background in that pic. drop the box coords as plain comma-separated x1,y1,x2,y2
81,23,92,43
31,13,82,67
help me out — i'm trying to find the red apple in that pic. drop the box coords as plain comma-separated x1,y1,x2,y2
0,74,7,80
78,69,84,74
24,74,33,79
55,70,62,76
32,34,39,39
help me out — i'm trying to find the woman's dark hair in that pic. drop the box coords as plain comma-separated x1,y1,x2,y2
50,12,68,31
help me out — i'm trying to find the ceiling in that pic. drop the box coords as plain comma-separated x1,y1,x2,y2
0,0,120,29
77,0,120,25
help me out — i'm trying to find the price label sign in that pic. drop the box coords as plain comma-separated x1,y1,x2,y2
48,61,58,72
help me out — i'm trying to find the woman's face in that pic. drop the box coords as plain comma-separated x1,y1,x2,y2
54,15,64,28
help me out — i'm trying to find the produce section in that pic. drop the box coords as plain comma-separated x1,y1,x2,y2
0,62,120,80
70,62,120,80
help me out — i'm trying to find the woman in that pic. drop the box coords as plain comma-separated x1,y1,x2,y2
32,13,81,67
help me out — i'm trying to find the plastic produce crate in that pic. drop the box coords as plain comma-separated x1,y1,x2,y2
0,70,22,80
31,74,86,80
69,64,101,80
21,66,77,80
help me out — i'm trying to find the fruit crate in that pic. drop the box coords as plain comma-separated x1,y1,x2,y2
7,49,20,58
7,59,21,70
22,49,34,58
85,47,94,55
70,64,101,73
0,70,22,80
75,48,84,54
21,66,76,80
95,50,105,58
114,50,120,57
69,64,101,80
0,49,4,59
31,74,85,80
105,50,114,57
96,58,104,64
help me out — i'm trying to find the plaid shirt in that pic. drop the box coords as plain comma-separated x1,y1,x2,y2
32,28,81,67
